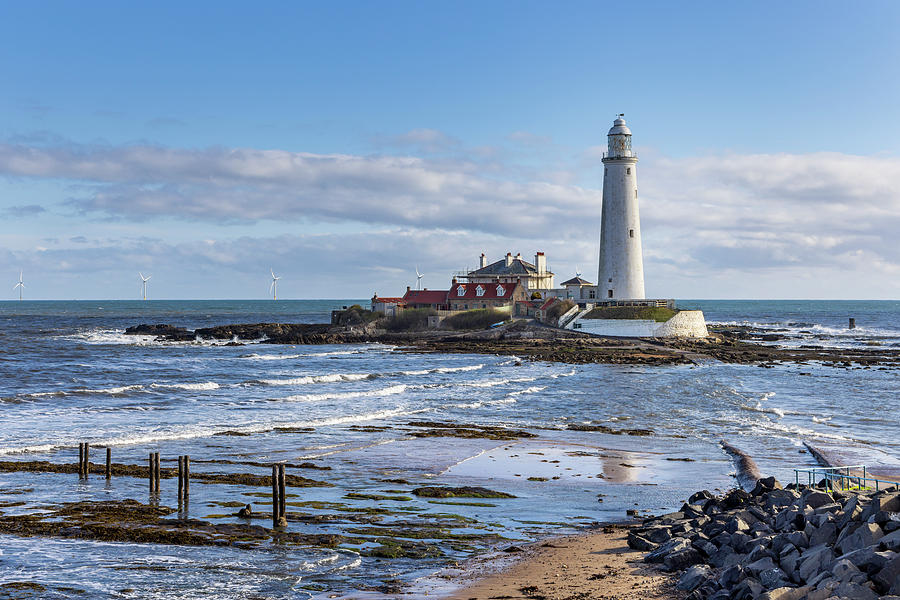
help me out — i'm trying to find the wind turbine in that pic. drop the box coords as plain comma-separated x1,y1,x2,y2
269,269,280,300
13,271,24,301
139,272,151,300
415,266,424,290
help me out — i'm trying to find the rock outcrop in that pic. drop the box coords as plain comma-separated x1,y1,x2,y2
630,478,900,599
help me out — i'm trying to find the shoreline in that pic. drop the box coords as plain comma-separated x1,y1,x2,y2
124,320,900,369
430,524,682,600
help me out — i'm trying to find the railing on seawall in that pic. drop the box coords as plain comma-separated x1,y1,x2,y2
794,465,899,492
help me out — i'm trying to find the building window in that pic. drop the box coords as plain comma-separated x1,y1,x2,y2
608,289,613,298
496,284,505,296
457,286,465,296
589,290,595,299
626,168,631,175
476,285,485,297
482,304,487,309
629,229,634,238
608,278,612,283
464,304,468,309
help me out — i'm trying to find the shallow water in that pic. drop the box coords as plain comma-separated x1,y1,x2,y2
0,300,897,597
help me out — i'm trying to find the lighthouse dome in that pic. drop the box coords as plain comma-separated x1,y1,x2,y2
608,116,631,136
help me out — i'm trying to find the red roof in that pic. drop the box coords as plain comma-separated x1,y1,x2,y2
539,298,558,310
373,297,404,304
401,289,449,304
450,282,517,300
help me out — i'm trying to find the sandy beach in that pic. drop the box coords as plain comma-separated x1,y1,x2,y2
438,525,680,600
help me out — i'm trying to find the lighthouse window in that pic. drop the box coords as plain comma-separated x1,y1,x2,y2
629,229,634,238
626,168,631,174
608,289,614,298
635,189,638,198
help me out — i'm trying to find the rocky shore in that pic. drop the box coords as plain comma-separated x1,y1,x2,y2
628,478,900,599
124,320,900,369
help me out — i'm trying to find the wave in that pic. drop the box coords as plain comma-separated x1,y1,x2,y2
250,373,375,386
0,407,431,456
239,353,303,361
507,385,546,398
281,384,408,403
399,364,485,376
149,382,220,391
239,349,377,361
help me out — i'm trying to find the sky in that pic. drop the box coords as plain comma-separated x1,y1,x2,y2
2,1,899,300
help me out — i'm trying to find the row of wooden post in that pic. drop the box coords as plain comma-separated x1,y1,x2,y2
77,447,288,525
77,443,112,479
272,464,286,528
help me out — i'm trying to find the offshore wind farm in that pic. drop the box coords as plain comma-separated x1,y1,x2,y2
1,2,899,600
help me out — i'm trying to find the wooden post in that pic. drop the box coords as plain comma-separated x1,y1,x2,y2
149,453,155,493
78,443,84,478
272,465,280,528
177,456,184,503
84,443,90,478
849,317,856,329
183,455,189,498
105,447,111,479
278,464,286,520
155,452,161,493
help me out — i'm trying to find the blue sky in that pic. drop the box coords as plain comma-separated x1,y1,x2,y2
2,1,899,299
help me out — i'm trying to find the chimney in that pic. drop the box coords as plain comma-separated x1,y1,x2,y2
407,286,411,292
535,252,546,274
479,253,487,269
452,277,457,285
505,252,513,267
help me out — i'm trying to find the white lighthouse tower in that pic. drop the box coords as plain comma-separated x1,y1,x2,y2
597,115,645,300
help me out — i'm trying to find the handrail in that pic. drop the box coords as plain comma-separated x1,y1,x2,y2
793,465,899,492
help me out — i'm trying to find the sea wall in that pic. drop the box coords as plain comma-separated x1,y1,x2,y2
573,309,709,338
630,479,900,599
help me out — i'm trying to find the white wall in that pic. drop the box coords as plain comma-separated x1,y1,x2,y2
598,157,645,300
573,310,708,338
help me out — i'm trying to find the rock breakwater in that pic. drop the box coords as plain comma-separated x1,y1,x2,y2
629,478,900,599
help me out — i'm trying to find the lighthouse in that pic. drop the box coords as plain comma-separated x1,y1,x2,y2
597,115,645,300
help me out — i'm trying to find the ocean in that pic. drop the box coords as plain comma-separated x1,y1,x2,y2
1,299,898,598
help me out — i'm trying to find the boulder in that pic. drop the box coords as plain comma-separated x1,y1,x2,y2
875,553,900,594
676,564,712,592
723,488,752,509
803,490,834,509
731,577,764,600
663,547,703,571
881,529,900,552
759,566,789,589
746,556,777,576
837,522,884,555
838,546,894,572
764,488,800,511
798,544,835,582
758,585,811,600
831,558,865,583
830,580,879,600
644,537,689,564
627,531,657,551
809,521,838,547
689,490,714,504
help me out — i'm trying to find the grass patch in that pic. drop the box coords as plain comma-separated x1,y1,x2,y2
383,308,436,332
582,306,677,322
442,309,507,330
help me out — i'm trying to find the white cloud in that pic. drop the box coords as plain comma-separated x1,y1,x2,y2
2,137,900,298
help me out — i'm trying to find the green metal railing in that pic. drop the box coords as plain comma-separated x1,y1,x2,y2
794,465,899,492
